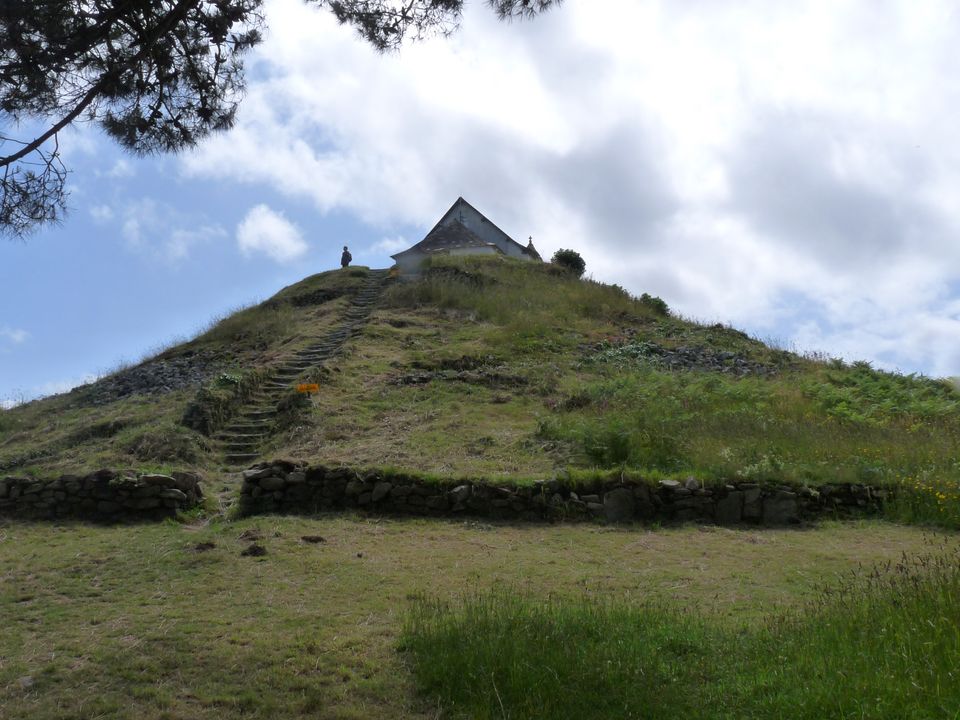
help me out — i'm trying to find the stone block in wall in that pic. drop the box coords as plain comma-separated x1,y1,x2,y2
762,491,798,524
287,472,306,485
128,498,162,510
345,479,366,496
426,494,449,511
259,476,286,491
603,488,635,523
715,491,743,524
371,482,392,502
633,484,655,519
466,496,488,512
449,484,471,506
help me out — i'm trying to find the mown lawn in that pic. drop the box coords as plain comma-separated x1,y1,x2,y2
1,516,956,719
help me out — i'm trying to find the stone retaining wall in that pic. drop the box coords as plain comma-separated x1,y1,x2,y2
240,461,889,525
0,470,203,522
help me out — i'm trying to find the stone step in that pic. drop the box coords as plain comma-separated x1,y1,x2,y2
225,453,260,464
227,422,272,431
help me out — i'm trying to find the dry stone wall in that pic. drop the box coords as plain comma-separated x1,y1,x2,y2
0,470,203,521
240,461,889,525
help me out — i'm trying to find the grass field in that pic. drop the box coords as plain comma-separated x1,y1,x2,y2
1,516,957,719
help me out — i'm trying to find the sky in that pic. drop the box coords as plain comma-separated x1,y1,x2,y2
3,0,960,406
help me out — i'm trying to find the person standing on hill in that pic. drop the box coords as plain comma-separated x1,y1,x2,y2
341,246,352,268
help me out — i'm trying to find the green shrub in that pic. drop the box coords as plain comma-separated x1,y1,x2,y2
550,248,586,277
639,292,669,316
802,363,960,426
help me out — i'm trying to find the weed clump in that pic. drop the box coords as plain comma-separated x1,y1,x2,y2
181,368,270,436
122,422,211,464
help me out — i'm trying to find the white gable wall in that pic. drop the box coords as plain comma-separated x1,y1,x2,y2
438,201,531,260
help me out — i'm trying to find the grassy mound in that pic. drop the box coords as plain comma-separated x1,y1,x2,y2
2,255,958,526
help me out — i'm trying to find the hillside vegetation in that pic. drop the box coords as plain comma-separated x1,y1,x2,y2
2,256,959,516
2,256,960,719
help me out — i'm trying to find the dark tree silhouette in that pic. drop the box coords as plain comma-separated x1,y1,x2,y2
0,0,560,238
551,248,585,277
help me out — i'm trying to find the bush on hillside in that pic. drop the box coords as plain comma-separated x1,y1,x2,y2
639,292,669,316
550,249,586,277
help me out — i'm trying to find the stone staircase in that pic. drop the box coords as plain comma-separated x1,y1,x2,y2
218,269,390,468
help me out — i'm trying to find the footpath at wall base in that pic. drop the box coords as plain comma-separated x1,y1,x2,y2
239,461,889,525
0,470,203,522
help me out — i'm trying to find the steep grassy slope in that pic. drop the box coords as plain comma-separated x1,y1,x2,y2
2,256,959,506
0,267,373,476
267,256,959,496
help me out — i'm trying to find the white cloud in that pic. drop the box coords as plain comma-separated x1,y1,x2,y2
0,327,28,345
115,198,224,262
369,235,411,255
181,0,960,375
122,215,144,247
236,204,308,263
89,204,114,222
167,225,228,262
102,158,135,179
1,372,98,408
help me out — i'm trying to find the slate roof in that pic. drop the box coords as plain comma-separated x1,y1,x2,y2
391,220,501,257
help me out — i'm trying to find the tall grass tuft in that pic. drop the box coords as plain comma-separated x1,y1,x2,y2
402,592,713,720
403,544,960,719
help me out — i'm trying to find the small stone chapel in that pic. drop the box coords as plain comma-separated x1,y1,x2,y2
391,197,541,275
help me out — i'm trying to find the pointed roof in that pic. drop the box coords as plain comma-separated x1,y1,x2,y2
391,197,541,261
392,219,501,257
